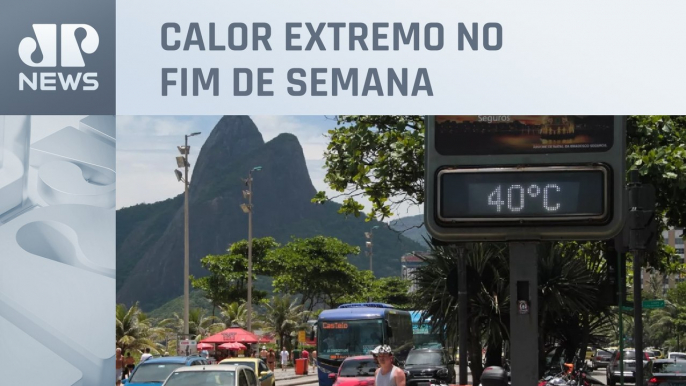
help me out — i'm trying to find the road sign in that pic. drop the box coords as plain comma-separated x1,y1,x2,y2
425,115,626,242
298,330,306,343
642,299,665,309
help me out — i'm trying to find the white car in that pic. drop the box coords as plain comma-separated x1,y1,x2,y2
162,364,259,386
668,352,686,360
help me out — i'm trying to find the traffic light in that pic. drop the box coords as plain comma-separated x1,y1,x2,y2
601,247,627,306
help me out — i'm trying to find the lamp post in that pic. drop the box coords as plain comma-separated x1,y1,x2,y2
175,131,201,337
365,226,379,275
365,226,379,302
240,166,262,332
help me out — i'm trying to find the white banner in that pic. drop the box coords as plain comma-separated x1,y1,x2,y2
117,0,686,114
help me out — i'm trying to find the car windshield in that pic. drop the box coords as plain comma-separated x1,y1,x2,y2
339,359,377,377
672,354,686,360
220,361,256,372
318,319,384,359
164,370,235,386
129,363,184,383
653,362,686,373
405,352,443,366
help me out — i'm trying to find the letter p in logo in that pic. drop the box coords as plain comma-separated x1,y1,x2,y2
18,24,99,67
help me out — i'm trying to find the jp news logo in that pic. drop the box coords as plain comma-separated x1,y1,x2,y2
18,24,99,90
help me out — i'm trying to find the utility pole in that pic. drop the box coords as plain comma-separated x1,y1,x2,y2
183,134,190,337
176,132,201,337
241,166,262,332
627,169,657,386
365,226,379,302
457,245,469,386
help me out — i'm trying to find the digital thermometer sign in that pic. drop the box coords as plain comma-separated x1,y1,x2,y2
437,166,607,223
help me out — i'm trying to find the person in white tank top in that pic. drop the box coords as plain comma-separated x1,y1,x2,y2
374,345,406,386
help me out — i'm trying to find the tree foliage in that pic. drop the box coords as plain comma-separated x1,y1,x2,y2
265,236,363,309
313,115,425,220
259,295,310,350
191,237,279,311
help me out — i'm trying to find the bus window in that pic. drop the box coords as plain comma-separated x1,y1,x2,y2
319,319,384,359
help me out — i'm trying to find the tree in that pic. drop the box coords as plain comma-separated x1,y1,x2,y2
191,237,279,313
668,281,686,306
116,302,161,355
265,236,364,309
260,295,309,350
312,115,424,220
218,301,263,330
412,242,509,386
341,275,414,309
158,308,225,341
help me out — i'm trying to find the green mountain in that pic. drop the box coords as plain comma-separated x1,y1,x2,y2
116,116,424,312
389,214,429,247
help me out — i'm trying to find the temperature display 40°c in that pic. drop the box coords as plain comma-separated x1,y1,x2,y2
437,166,608,222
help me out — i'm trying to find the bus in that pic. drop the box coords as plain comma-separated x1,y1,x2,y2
315,303,413,386
410,310,445,349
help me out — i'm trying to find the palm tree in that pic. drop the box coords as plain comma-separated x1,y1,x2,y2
116,302,161,355
159,308,225,341
412,242,509,386
260,295,309,349
649,302,686,351
219,301,264,330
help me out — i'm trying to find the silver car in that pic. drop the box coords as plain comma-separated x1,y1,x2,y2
591,349,612,370
606,350,649,386
162,364,258,386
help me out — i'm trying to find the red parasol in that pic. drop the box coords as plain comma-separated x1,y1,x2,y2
200,327,260,344
197,343,214,350
219,342,247,350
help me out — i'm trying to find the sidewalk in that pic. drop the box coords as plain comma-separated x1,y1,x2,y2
274,363,319,386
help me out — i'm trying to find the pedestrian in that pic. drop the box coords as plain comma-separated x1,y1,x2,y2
267,349,276,371
260,346,268,360
140,347,153,363
374,345,405,386
115,348,124,382
124,352,135,379
280,346,290,371
302,348,309,363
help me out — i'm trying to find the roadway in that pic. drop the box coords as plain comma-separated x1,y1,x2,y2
293,366,635,386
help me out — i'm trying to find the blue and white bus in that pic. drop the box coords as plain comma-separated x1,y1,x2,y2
315,303,413,386
410,310,445,349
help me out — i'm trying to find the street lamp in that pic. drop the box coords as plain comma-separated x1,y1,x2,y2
174,131,201,337
241,166,262,332
366,226,379,302
365,226,379,275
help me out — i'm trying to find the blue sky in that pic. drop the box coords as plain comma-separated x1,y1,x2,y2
116,115,422,221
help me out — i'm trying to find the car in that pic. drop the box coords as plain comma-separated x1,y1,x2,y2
403,348,456,386
645,359,686,386
668,352,686,360
328,355,377,386
123,355,209,386
161,364,255,386
590,348,613,370
585,348,594,361
606,350,650,386
219,357,275,386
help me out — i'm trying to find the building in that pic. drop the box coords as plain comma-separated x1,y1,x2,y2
401,252,430,293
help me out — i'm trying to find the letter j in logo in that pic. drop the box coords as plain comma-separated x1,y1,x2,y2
18,24,99,67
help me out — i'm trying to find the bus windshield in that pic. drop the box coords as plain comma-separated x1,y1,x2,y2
318,319,383,359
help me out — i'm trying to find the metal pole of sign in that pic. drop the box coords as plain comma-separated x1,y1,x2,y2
618,251,625,386
509,242,539,386
457,245,469,386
